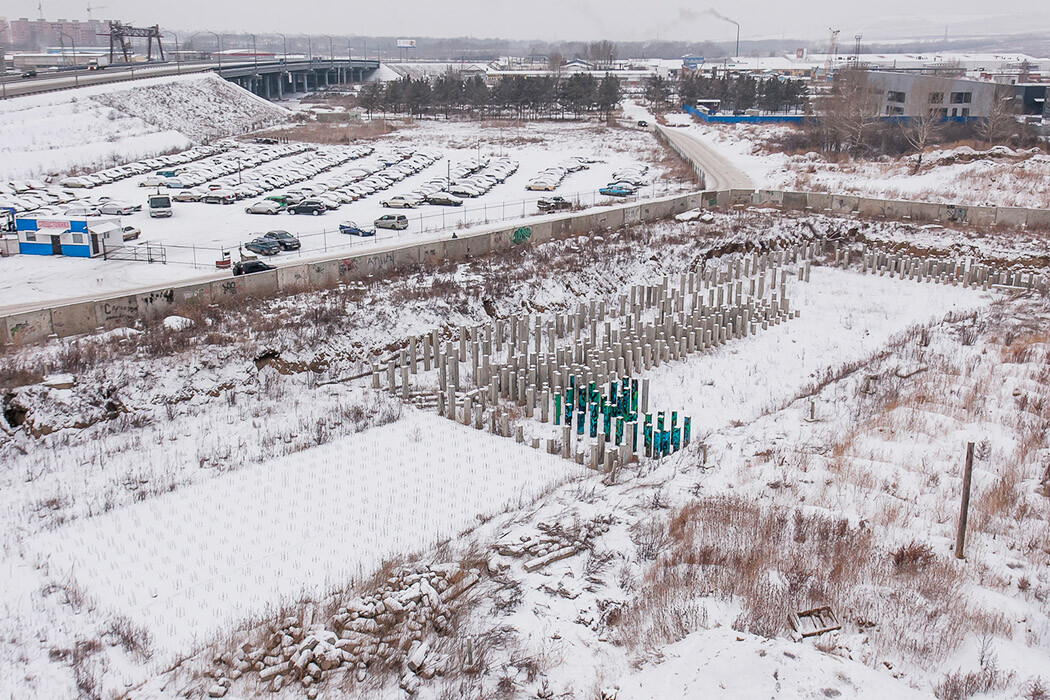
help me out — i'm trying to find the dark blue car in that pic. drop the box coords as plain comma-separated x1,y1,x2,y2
244,237,282,256
338,220,376,237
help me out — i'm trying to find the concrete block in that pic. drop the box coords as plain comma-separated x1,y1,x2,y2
529,220,554,244
806,192,832,212
1026,208,1050,230
994,206,1029,228
136,288,180,319
857,197,885,218
95,295,140,328
6,309,53,344
909,201,941,223
277,263,311,291
50,301,98,338
755,190,783,205
968,206,997,227
307,259,340,287
241,269,280,296
781,191,808,210
941,204,968,224
830,195,859,214
446,232,490,260
729,189,754,206
567,214,593,235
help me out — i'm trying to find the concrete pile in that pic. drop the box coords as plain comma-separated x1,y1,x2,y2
491,515,614,573
368,242,816,470
207,562,481,697
853,242,1050,292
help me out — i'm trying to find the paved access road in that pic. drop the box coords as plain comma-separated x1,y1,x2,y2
656,125,754,191
0,63,216,98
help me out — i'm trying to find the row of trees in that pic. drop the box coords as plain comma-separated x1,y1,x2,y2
358,73,623,120
643,73,809,114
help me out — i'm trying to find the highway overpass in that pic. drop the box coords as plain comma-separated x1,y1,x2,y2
0,57,380,100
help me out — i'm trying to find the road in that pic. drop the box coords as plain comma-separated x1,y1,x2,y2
656,125,754,191
0,62,219,98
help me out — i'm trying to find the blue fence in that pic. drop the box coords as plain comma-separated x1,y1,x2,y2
682,104,806,124
682,104,983,126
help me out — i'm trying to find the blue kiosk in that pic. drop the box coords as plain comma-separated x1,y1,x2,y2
16,215,123,257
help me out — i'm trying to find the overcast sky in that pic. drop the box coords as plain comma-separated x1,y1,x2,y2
5,0,1048,44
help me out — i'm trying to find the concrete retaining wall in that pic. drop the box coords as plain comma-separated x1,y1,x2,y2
4,188,1049,345
996,207,1029,228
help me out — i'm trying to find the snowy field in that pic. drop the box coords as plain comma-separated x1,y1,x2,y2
666,116,1050,208
23,410,581,656
0,73,286,180
0,118,683,312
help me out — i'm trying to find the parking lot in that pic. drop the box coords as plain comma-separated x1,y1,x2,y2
1,119,689,308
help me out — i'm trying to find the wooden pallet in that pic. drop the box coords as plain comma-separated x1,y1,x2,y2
789,606,842,638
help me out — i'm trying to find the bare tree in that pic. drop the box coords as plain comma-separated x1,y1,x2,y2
975,84,1016,146
548,52,564,74
817,69,881,155
901,75,950,172
588,40,617,69
902,110,944,173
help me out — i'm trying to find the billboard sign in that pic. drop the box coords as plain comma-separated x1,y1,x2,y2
396,39,417,49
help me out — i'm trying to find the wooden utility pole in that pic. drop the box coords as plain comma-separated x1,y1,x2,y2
955,441,975,559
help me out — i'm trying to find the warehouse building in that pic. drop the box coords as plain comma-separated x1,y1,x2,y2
863,70,1046,119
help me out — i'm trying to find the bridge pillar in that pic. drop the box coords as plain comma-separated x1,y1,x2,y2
264,74,271,100
277,73,284,99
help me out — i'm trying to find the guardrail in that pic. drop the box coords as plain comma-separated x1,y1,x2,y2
653,126,707,188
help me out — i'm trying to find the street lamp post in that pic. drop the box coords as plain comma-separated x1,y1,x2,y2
1,44,7,100
275,33,288,63
205,30,223,72
59,31,79,87
167,31,182,74
249,33,258,74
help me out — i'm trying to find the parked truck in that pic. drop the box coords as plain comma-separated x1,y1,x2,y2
148,193,172,218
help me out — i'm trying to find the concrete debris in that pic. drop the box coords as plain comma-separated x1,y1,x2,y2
217,561,479,696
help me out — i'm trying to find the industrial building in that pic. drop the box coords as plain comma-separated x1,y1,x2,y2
863,70,1047,120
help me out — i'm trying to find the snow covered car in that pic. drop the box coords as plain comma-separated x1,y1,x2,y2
374,214,409,231
245,200,283,215
98,201,140,216
425,193,463,207
380,195,418,209
537,196,573,211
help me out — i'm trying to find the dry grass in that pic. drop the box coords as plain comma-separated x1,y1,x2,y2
254,119,400,144
614,495,1000,667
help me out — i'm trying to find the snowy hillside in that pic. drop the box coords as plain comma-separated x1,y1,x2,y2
0,73,288,180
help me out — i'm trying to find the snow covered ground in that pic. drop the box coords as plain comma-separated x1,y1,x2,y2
4,105,1049,699
0,73,286,181
666,116,1050,208
23,410,582,657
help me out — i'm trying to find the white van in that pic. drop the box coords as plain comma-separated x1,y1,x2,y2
148,193,173,218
